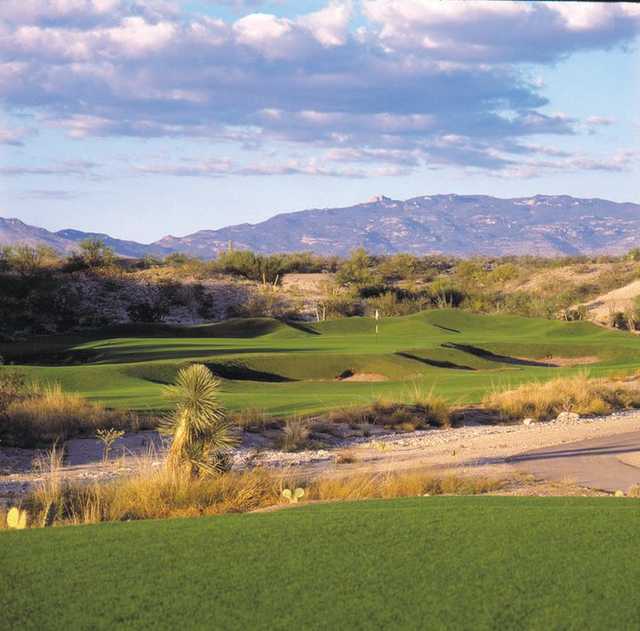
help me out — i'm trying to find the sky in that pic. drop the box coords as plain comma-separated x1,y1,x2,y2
0,0,639,243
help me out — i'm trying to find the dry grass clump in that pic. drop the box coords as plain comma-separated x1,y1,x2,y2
483,373,640,422
229,408,273,432
334,449,359,464
305,470,501,502
9,451,502,529
278,417,311,451
328,390,451,431
24,465,281,525
325,383,452,431
627,485,640,498
1,382,142,447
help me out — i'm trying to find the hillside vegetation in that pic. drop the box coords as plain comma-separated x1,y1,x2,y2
3,242,640,339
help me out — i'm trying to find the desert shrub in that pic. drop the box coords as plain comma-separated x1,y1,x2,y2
358,284,389,298
227,287,295,319
335,450,359,464
426,280,466,308
127,299,169,323
316,293,363,319
376,253,427,282
335,248,380,287
64,239,115,271
328,390,451,429
230,408,274,432
627,484,640,498
627,249,640,262
483,374,640,422
486,263,520,285
161,364,238,476
609,311,629,330
278,417,311,451
0,382,142,447
18,463,502,528
2,245,59,277
365,291,428,317
0,372,32,412
562,306,587,322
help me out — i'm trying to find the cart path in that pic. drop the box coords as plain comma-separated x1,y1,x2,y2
509,431,640,492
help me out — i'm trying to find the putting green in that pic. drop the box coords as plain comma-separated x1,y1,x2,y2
2,310,639,414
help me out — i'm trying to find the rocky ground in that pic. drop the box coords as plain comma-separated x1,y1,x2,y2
3,409,640,504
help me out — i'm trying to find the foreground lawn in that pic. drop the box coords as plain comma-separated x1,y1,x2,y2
2,497,640,629
2,310,639,415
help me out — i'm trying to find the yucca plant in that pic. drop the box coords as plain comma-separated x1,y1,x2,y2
161,364,238,477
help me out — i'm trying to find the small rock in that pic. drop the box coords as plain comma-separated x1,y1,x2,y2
555,412,580,424
522,418,535,426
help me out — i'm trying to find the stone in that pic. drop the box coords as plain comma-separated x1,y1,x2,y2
522,418,535,425
555,412,580,424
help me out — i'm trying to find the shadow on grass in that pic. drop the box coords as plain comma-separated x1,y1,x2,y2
396,351,475,371
206,361,295,382
442,343,556,367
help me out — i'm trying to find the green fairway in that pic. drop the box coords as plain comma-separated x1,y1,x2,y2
2,497,640,629
2,310,639,414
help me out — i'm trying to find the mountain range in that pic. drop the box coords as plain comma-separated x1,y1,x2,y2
2,194,639,259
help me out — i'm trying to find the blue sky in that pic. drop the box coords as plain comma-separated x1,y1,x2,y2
1,1,639,243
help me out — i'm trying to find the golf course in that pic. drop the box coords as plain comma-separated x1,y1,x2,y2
2,309,639,416
3,496,640,629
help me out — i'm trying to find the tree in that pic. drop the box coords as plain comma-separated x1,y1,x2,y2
160,364,237,476
4,245,58,277
335,248,376,287
74,239,115,269
627,248,640,262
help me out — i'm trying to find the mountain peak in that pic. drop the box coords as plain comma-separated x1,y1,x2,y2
367,195,392,204
2,193,639,258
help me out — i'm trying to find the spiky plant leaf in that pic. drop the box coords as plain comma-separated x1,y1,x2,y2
161,364,238,476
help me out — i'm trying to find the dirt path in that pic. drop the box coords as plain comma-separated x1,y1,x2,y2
3,411,640,502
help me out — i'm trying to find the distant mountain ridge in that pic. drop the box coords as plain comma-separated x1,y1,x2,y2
2,194,640,258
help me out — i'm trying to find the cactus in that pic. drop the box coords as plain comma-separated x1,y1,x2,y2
7,506,29,530
281,487,305,504
41,501,57,528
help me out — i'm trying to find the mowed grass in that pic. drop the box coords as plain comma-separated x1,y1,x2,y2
2,309,640,415
3,497,640,630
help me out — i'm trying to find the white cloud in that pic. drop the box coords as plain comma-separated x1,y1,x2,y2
0,1,637,177
362,0,640,62
298,1,352,46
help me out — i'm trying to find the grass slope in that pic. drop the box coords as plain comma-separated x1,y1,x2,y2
2,310,639,414
2,497,640,629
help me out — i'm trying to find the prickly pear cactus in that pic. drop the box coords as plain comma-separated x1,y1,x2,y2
282,487,305,504
41,502,57,528
7,506,29,530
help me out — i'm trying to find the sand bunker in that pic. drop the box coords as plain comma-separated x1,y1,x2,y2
516,356,600,367
337,372,388,382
